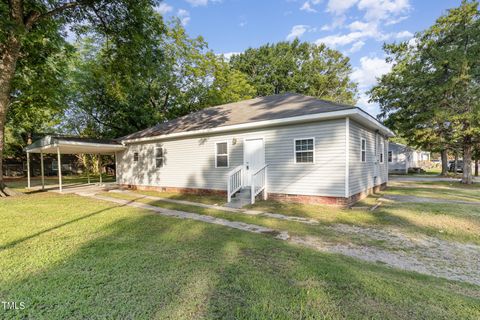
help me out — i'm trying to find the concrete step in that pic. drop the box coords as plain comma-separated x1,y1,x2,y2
225,197,251,209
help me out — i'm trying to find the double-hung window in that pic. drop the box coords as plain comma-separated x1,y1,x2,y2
155,147,164,168
379,141,384,163
133,152,139,162
294,138,314,163
388,151,393,163
215,142,228,168
360,138,366,162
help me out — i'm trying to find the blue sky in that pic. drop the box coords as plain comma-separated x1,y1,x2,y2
157,0,461,116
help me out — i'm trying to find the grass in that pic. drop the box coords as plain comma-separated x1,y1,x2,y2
131,189,226,205
6,175,115,192
97,178,480,245
1,192,479,319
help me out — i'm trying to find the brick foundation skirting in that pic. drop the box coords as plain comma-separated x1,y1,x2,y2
120,183,387,207
119,184,227,196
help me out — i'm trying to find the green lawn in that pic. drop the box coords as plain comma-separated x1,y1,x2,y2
1,192,479,319
6,175,115,192
100,179,480,246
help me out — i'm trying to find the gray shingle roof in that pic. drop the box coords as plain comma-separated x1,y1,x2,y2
120,93,357,140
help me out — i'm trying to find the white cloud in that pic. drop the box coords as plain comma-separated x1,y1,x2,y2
347,40,365,53
300,1,316,12
351,56,392,116
385,15,409,25
357,92,381,115
327,0,358,15
357,0,410,22
316,32,364,48
300,0,322,13
156,3,173,15
351,56,392,89
286,25,309,40
395,30,413,39
321,15,346,31
177,9,191,26
185,0,221,6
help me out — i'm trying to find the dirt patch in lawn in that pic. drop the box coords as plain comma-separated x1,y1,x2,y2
290,224,480,286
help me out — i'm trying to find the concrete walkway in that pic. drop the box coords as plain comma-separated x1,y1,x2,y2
85,193,290,240
72,191,480,286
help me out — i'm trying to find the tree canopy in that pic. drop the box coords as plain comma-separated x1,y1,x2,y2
229,40,358,105
370,0,480,183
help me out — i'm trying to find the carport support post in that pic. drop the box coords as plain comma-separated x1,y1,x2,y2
98,155,102,185
86,155,91,184
40,152,45,190
57,147,62,192
26,152,31,189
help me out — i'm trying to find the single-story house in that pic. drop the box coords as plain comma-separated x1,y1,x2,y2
115,93,394,206
388,142,431,174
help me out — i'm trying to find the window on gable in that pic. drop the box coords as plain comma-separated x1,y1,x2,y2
155,147,164,168
133,152,139,162
388,151,393,163
361,139,366,162
215,142,228,168
295,138,314,163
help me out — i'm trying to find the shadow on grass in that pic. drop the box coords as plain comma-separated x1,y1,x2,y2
1,202,479,319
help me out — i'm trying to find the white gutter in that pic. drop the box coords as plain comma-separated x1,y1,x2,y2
121,108,395,144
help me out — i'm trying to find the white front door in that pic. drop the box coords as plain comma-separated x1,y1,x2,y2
244,138,265,186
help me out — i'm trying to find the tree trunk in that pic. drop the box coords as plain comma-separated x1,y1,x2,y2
440,149,449,176
462,137,473,184
475,159,479,177
0,36,22,192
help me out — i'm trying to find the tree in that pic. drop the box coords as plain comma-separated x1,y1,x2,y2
229,39,357,105
370,1,480,183
0,0,159,194
65,20,255,139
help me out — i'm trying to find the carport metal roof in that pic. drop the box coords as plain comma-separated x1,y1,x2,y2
25,135,126,154
24,135,125,192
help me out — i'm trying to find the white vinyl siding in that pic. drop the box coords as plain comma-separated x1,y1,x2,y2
348,120,388,196
116,119,347,197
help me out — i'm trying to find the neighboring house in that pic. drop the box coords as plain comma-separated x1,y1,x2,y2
116,93,394,206
388,142,431,174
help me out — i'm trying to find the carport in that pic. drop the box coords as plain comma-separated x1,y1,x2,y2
25,136,126,191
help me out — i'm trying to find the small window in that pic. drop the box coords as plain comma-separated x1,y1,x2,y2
388,151,393,163
155,147,164,168
295,138,314,163
361,138,366,162
379,141,384,163
133,152,139,162
215,142,228,168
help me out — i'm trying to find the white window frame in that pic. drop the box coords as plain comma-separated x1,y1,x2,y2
155,146,164,168
215,141,229,168
133,152,139,162
379,140,384,163
388,150,393,163
294,137,315,164
360,138,366,163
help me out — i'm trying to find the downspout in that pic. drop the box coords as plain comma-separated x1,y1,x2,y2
345,117,350,199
